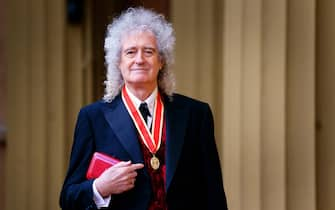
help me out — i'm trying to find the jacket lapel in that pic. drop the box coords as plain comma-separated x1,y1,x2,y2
101,94,188,190
101,96,144,163
164,96,188,190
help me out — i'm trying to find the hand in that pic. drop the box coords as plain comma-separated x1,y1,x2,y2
94,161,144,197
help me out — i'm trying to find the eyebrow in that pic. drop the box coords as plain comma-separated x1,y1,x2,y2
123,46,157,52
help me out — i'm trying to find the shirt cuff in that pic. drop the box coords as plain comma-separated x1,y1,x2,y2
92,179,111,208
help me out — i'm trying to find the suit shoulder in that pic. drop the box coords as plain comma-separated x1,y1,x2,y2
172,93,208,106
80,100,105,112
77,100,114,119
171,93,210,109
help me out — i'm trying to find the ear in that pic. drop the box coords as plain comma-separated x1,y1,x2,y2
159,60,165,70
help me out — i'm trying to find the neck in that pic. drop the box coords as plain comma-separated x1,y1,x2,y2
126,84,157,101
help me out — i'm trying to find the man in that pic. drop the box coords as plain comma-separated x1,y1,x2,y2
60,7,228,210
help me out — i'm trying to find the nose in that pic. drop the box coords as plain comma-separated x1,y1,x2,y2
134,51,144,64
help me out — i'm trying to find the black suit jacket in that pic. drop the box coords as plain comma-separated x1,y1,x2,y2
60,93,228,210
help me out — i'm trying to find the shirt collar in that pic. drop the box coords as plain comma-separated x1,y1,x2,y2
125,86,157,116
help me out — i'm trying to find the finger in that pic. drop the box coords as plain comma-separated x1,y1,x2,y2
113,160,132,168
129,163,144,171
119,178,135,187
119,163,143,174
128,178,136,188
121,171,137,181
129,178,135,185
124,171,138,180
102,161,129,174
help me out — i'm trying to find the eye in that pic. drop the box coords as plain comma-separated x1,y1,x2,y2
144,49,155,57
124,49,136,58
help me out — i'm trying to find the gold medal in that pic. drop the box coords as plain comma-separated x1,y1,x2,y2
150,155,160,170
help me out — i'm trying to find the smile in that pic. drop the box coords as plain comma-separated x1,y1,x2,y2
131,68,148,71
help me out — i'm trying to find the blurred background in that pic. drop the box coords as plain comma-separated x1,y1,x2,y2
1,0,335,210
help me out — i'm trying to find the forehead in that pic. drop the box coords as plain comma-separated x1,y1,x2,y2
121,30,158,48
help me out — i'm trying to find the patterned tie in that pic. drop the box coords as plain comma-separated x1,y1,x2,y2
139,102,151,125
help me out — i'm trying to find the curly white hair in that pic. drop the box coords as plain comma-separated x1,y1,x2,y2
103,7,176,102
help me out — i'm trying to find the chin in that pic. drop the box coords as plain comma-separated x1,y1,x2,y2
130,76,151,83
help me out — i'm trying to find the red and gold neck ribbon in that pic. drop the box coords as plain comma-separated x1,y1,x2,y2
121,86,164,154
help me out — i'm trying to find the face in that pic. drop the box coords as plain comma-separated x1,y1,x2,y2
119,30,163,90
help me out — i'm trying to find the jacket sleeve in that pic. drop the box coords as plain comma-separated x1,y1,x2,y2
59,108,98,210
200,104,228,210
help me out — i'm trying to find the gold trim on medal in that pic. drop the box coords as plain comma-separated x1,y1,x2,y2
150,155,160,170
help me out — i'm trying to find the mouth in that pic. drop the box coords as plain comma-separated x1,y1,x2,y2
131,68,148,72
